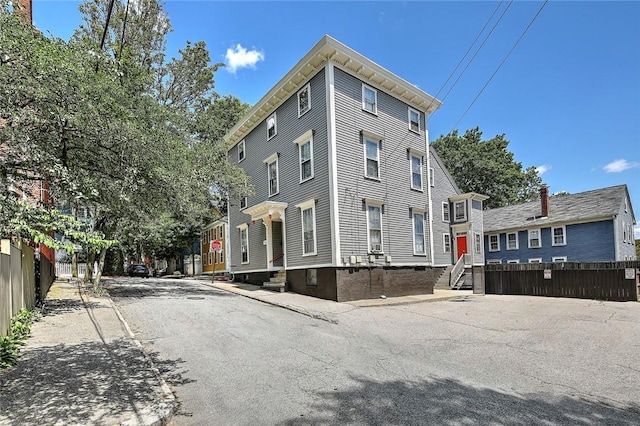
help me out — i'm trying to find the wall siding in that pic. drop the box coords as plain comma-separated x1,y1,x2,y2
429,151,459,266
332,67,431,266
615,196,636,260
228,69,330,272
484,220,618,263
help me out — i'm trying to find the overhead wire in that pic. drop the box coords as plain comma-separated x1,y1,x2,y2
449,0,549,132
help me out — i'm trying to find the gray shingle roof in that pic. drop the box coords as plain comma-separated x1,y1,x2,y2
483,185,631,232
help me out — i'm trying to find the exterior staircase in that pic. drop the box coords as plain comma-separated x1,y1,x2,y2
434,265,455,289
262,269,286,292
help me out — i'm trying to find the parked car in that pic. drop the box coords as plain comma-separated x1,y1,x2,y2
127,264,149,278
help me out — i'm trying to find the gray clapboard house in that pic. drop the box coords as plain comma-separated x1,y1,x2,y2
224,35,485,301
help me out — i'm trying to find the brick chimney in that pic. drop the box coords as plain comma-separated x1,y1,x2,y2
14,0,33,24
540,185,549,217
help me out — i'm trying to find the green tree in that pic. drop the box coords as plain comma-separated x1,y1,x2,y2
1,0,252,285
635,239,639,260
431,127,543,209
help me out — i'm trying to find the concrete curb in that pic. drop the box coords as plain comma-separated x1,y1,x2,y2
76,282,178,426
201,281,340,324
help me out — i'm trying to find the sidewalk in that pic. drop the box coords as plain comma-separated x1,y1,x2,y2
0,278,473,425
0,280,175,426
201,279,475,323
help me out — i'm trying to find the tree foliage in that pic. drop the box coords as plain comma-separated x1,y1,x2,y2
0,0,252,284
431,128,542,209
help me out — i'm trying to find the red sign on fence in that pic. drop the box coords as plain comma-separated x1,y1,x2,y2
210,240,222,252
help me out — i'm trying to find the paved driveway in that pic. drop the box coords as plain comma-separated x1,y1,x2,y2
106,277,640,425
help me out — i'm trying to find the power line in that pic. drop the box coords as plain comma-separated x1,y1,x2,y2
450,0,549,132
438,0,514,105
432,1,507,102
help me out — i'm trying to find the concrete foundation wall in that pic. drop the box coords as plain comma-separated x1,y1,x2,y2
336,267,441,302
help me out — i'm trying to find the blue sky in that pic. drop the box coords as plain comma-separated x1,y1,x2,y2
33,1,640,237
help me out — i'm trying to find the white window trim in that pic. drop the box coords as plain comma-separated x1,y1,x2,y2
266,156,279,197
528,258,542,263
410,153,423,191
506,232,519,250
442,202,450,222
429,168,435,187
408,107,421,133
507,259,520,264
487,259,502,265
297,83,311,117
266,113,277,140
362,84,377,114
363,137,381,180
296,198,317,257
488,234,500,252
528,228,542,248
238,139,245,163
551,225,566,246
454,200,466,222
443,234,451,253
239,196,247,210
552,256,567,262
474,233,482,254
294,131,314,184
412,209,427,256
366,201,384,254
237,223,249,265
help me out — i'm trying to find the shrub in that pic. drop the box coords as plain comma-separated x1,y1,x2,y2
0,308,41,370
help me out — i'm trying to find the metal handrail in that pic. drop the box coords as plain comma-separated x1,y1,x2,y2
269,253,285,263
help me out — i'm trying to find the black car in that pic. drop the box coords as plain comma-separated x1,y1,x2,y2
127,264,149,278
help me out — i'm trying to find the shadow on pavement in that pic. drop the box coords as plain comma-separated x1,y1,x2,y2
0,338,193,425
41,298,102,316
102,277,234,299
281,376,640,425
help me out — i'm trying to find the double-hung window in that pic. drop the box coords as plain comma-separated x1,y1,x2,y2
408,108,420,133
298,84,310,117
429,168,435,187
296,199,316,256
295,130,314,183
364,138,380,180
412,210,426,255
239,224,249,264
239,196,247,210
366,202,383,253
264,153,279,197
267,113,277,140
474,233,482,254
454,201,466,221
552,226,566,246
489,234,499,252
362,84,377,114
507,232,518,250
528,229,541,248
442,202,450,222
238,140,245,162
443,234,451,253
410,154,423,191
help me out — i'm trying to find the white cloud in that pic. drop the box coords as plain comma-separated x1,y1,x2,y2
225,44,264,73
536,164,551,175
603,159,639,173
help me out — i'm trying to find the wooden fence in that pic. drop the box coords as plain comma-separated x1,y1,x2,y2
485,261,640,302
1,241,37,337
0,240,56,336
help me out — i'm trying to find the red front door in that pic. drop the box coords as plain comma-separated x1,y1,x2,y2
456,235,468,260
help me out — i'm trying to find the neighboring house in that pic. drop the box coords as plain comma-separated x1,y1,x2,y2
201,216,229,275
484,185,637,264
224,35,485,301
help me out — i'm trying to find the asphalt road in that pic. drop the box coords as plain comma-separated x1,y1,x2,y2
105,277,640,425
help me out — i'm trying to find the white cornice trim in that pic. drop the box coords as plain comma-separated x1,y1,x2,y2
224,35,442,149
